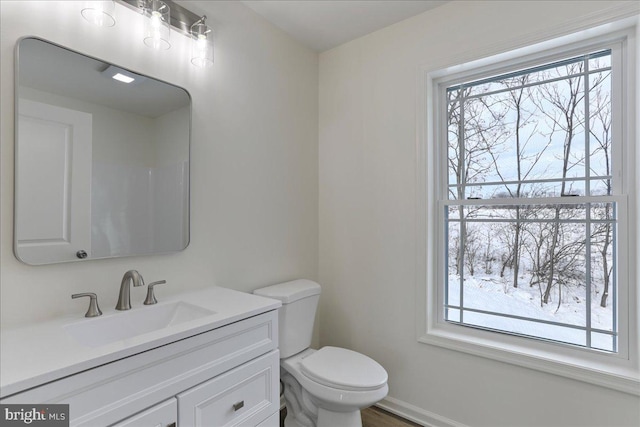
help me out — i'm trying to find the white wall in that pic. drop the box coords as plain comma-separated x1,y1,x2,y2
0,1,318,326
153,106,190,167
152,106,190,253
318,1,640,426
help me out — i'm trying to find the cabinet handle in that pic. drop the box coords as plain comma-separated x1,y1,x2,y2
233,401,244,411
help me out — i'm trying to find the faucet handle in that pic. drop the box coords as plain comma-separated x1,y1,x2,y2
144,280,167,305
72,293,103,317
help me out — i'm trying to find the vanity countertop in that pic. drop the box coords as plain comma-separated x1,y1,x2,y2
0,286,280,398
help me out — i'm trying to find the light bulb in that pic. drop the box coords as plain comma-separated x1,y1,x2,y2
195,34,207,54
151,11,162,28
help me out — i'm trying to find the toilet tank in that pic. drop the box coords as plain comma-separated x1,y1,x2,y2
254,279,321,358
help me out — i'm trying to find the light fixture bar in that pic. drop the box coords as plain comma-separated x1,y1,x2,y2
117,0,201,36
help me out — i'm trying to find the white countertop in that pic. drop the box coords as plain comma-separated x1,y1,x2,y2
0,286,280,398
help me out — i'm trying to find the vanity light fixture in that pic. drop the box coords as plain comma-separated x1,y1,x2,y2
81,0,116,27
84,0,213,68
190,16,214,68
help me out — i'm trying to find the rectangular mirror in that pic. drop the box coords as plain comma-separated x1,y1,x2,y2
15,37,190,265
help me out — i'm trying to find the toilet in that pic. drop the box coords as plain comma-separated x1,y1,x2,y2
254,279,388,427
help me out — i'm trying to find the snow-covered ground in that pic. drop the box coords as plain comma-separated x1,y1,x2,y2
447,273,615,351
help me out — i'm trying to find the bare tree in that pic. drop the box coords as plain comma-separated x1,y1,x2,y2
448,88,508,276
588,69,613,307
522,205,586,307
484,75,550,288
533,62,585,304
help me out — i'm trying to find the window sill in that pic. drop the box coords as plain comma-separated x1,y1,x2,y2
419,323,639,395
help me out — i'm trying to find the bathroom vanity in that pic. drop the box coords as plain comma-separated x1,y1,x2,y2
0,287,281,426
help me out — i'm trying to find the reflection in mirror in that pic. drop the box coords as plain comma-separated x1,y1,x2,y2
15,37,190,265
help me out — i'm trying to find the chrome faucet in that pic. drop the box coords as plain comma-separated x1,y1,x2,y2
116,270,145,310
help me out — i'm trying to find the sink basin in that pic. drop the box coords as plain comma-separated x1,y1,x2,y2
64,301,215,347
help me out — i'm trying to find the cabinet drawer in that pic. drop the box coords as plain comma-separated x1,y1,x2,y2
178,351,279,427
111,398,176,427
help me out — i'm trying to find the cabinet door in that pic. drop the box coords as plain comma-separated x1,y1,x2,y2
178,351,279,427
111,398,177,427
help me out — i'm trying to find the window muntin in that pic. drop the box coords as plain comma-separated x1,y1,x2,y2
442,49,620,352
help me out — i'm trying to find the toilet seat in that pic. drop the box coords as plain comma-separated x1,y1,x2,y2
282,348,389,413
300,346,387,392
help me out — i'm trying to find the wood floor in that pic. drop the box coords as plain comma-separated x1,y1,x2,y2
280,406,420,427
362,406,421,427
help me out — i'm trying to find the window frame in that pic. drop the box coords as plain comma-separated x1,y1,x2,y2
417,22,639,395
443,47,623,354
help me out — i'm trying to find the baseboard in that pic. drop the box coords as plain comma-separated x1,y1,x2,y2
280,392,466,427
375,396,468,427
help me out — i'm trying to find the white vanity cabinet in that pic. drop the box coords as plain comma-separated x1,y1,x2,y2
1,310,280,427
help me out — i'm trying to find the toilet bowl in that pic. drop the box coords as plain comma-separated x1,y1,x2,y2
254,280,388,427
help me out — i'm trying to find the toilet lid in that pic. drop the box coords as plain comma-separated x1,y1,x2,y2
300,347,388,391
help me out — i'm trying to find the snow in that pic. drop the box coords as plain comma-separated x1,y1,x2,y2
447,272,615,352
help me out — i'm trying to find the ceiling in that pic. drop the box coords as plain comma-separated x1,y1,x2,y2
19,38,189,118
242,0,449,52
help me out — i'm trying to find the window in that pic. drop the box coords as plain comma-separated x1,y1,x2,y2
419,23,638,394
445,49,620,352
